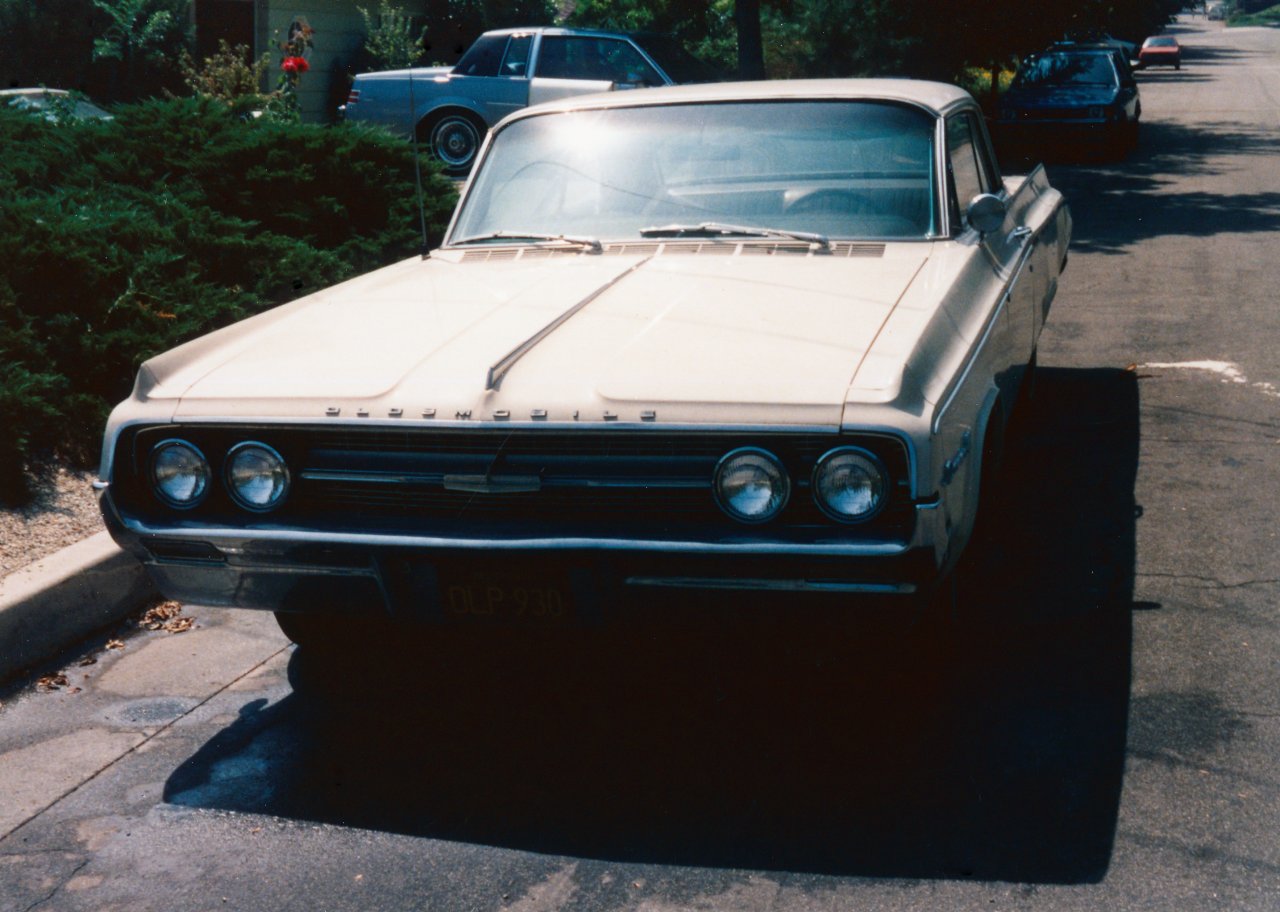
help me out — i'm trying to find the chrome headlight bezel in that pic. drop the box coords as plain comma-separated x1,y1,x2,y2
224,441,291,513
811,446,889,524
148,439,211,510
712,447,791,525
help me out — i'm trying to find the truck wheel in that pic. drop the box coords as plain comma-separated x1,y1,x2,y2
421,112,484,176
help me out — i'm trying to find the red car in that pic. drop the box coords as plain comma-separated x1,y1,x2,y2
1138,35,1182,69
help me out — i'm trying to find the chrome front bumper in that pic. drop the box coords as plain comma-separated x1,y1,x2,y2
100,491,949,615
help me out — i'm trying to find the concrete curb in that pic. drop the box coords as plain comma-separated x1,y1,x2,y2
0,532,157,686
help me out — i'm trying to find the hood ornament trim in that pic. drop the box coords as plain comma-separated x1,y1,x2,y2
486,255,654,391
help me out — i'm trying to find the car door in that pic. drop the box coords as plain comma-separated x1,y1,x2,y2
947,110,1035,402
452,33,532,124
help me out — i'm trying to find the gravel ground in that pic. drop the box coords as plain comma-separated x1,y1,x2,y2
0,466,103,578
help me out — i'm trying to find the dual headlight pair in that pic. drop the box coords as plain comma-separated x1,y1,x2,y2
150,440,289,512
714,446,886,525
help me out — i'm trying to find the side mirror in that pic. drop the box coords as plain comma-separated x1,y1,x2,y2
967,193,1007,235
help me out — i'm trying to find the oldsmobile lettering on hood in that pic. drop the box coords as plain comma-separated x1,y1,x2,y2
97,78,1070,648
149,247,932,426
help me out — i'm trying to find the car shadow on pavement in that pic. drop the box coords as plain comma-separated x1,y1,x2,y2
1025,119,1280,256
164,367,1139,885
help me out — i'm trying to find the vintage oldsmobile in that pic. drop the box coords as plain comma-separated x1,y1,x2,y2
97,80,1070,646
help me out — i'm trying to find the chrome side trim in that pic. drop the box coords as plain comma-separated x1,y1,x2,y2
624,576,917,595
486,254,654,390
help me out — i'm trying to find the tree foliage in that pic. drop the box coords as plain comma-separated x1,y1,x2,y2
0,99,457,503
179,41,274,118
359,0,428,70
569,0,1184,81
0,0,192,101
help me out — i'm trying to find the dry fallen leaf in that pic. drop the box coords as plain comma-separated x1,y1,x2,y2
164,616,197,634
140,601,195,634
77,656,97,667
106,639,125,650
140,601,182,629
36,673,69,691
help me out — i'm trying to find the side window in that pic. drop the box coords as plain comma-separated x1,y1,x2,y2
596,39,663,86
535,36,661,85
946,112,991,229
454,34,508,77
500,34,532,77
535,36,572,78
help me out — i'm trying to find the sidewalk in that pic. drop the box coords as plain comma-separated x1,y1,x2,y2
0,533,155,685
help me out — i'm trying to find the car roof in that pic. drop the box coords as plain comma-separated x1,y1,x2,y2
1043,43,1125,54
506,78,973,121
478,25,646,40
0,87,71,97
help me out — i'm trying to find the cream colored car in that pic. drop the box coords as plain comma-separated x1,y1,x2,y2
97,80,1070,644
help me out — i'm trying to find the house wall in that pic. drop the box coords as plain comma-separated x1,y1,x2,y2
262,0,431,123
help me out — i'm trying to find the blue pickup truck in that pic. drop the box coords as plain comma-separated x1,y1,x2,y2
342,26,719,174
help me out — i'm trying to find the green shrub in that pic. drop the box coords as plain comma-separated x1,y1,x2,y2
0,97,456,503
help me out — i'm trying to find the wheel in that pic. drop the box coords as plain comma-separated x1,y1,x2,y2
274,611,353,649
1013,349,1038,420
422,112,484,176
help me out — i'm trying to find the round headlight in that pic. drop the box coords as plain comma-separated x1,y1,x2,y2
812,447,887,522
150,440,210,509
713,448,790,524
226,442,290,512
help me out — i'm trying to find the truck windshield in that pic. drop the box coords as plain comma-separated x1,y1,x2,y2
451,100,939,244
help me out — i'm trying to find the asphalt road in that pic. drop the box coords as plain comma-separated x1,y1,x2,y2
2,15,1278,911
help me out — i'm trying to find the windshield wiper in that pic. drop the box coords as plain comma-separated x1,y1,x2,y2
639,221,830,250
451,231,603,253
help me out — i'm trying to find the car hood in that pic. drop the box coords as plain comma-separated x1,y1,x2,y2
148,247,931,428
1005,85,1119,107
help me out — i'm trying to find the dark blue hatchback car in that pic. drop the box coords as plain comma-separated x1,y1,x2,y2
996,46,1141,159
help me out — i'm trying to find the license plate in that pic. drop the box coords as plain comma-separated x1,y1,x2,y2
438,569,573,626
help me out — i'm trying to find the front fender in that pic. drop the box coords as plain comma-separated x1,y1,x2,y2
935,383,1003,575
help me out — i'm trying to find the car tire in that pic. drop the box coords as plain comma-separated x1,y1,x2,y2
274,611,352,650
421,111,485,176
1013,349,1038,419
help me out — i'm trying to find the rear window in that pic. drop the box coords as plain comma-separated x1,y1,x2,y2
1014,52,1118,87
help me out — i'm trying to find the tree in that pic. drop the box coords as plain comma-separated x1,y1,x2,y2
735,0,765,78
91,0,192,100
359,0,428,70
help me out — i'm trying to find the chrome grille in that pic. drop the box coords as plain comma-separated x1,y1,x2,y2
118,426,915,542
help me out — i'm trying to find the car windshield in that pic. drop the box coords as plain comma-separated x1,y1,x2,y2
451,100,939,244
1146,37,1176,47
1014,52,1118,87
